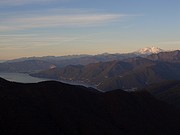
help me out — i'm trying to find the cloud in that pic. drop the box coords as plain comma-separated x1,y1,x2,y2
0,34,77,46
0,12,124,32
0,0,60,6
0,5,139,32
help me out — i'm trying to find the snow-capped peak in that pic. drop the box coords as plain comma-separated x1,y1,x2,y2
137,47,164,55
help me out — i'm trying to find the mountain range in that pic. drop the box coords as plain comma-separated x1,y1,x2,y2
0,60,55,73
0,47,166,71
0,77,180,135
0,47,179,91
136,46,164,55
1,47,180,134
31,50,180,91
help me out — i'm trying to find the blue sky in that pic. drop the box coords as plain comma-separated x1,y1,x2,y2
0,0,180,60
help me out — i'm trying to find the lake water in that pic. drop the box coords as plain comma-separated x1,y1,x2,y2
0,72,94,85
0,72,49,83
0,72,98,90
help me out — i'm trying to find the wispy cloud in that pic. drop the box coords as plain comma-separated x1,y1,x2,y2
0,10,125,32
0,0,60,6
0,33,81,59
0,8,140,59
0,34,78,47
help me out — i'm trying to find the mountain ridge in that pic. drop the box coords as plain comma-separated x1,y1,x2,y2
0,47,178,73
135,46,164,54
0,47,179,73
31,50,180,91
4,46,169,62
0,77,180,135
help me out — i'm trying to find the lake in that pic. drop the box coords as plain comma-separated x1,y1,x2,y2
0,72,49,83
0,72,98,90
0,72,93,85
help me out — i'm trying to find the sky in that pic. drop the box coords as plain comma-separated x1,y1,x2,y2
0,0,180,60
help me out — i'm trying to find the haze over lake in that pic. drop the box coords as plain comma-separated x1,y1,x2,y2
0,72,97,89
0,72,49,83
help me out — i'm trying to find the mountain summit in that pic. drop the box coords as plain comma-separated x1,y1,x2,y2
136,47,164,55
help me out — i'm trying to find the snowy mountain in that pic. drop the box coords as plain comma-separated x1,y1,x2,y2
136,47,164,55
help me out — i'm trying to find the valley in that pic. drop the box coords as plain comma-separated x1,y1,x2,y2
1,0,179,134
0,48,179,91
29,49,180,91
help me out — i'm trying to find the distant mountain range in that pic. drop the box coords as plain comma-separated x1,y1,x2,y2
135,46,164,55
1,47,180,135
0,47,179,91
147,50,180,62
31,50,180,91
1,47,166,67
0,60,55,73
0,77,180,135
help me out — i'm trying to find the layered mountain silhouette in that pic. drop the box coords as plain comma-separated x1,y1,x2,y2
135,46,164,55
0,77,180,135
0,60,55,73
0,49,179,91
31,50,180,91
147,50,180,62
0,53,138,71
0,47,166,72
143,81,180,108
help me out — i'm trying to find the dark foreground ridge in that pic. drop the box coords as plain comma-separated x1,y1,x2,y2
144,80,180,108
0,77,180,135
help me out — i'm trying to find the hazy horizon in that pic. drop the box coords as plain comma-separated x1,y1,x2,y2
1,46,179,61
0,0,180,59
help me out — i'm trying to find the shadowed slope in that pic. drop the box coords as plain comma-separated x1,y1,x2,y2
0,78,180,135
144,81,180,108
31,56,180,91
